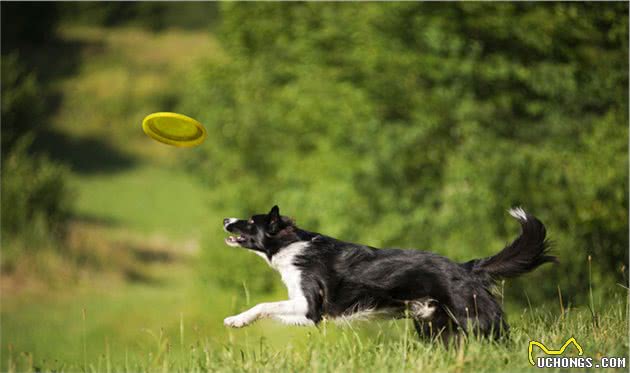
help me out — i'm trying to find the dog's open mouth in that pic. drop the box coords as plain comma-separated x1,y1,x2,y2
225,234,246,247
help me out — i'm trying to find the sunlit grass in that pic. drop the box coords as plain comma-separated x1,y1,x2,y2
3,288,628,372
69,164,212,239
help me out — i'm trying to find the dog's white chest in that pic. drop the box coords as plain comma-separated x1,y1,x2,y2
271,242,307,300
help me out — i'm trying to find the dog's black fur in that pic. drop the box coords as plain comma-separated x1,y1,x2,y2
223,205,556,342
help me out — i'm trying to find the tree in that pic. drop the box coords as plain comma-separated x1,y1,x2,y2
181,3,628,304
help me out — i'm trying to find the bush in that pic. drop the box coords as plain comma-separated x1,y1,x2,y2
181,3,628,304
1,2,59,52
1,53,45,157
1,53,74,271
1,139,73,267
57,3,219,31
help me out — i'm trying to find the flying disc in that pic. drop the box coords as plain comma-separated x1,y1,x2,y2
142,112,207,147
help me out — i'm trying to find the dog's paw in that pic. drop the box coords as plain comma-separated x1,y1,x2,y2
224,314,250,328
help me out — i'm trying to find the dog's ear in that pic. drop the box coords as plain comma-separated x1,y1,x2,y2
268,205,281,232
268,205,280,221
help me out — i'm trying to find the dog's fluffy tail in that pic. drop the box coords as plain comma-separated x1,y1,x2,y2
462,208,557,279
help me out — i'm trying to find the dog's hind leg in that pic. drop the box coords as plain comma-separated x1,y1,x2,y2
409,298,451,343
413,303,466,346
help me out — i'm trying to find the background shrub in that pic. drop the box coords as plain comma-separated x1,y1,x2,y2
56,2,219,31
1,54,45,156
1,139,73,250
1,35,73,270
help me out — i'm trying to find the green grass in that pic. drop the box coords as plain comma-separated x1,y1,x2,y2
28,25,223,240
1,23,227,370
3,287,628,372
48,26,221,239
70,164,211,238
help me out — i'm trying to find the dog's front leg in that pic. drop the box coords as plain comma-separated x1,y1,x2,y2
224,298,310,328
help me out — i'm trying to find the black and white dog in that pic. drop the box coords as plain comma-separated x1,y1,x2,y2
222,206,555,341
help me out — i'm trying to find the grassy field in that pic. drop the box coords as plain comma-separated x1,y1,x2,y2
2,24,628,373
1,23,226,370
3,292,628,372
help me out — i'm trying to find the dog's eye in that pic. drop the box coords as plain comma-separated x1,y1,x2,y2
248,219,254,224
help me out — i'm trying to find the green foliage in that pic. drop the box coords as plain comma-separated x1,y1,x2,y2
179,3,628,303
1,53,73,268
57,3,219,31
0,2,59,52
1,139,73,263
1,53,45,156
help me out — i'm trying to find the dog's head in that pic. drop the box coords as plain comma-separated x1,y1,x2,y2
223,205,298,257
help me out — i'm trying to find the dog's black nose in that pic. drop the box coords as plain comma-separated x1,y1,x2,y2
223,218,230,226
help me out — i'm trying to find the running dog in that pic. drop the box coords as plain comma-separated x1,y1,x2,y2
222,206,555,342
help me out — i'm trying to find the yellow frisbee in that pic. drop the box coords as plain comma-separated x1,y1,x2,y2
142,112,207,147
